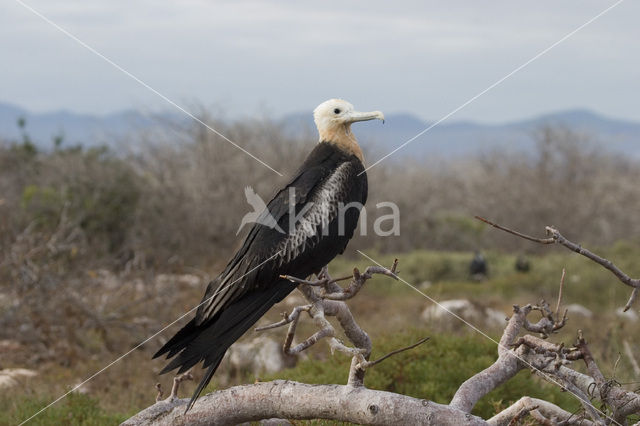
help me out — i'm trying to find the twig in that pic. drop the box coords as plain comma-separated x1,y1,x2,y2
155,383,163,403
169,371,193,399
357,337,430,370
555,268,565,319
545,226,640,297
522,300,567,338
623,340,640,378
625,288,639,313
476,217,640,310
322,264,398,301
279,269,352,286
474,216,555,244
254,305,312,332
279,275,328,286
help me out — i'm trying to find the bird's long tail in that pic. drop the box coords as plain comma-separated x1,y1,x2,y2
153,279,296,411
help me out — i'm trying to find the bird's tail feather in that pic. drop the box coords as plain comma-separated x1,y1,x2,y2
155,279,296,411
153,317,204,360
184,357,223,413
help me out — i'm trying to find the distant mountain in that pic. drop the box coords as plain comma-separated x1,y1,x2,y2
1,100,639,158
0,101,160,148
283,109,640,159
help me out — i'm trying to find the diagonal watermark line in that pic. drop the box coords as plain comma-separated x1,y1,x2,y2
18,250,284,425
360,0,626,175
356,249,622,425
12,0,283,177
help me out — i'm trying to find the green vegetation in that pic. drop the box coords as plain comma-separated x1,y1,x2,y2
329,245,640,310
2,123,640,423
4,247,640,424
0,393,127,426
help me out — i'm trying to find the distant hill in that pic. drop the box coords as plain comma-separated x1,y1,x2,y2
1,100,639,158
0,102,159,148
284,109,640,159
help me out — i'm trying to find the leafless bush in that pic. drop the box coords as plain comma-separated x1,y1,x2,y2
127,113,306,267
2,115,639,369
366,126,640,252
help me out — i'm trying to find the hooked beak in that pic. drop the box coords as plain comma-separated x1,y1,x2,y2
344,110,385,124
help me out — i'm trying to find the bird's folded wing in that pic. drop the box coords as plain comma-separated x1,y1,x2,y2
193,162,333,325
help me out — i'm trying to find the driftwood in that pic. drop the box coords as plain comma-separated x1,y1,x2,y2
124,241,640,425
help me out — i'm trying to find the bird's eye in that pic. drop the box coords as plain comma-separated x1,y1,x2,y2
333,108,341,114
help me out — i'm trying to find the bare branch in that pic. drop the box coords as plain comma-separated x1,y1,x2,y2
281,308,332,355
476,217,640,310
517,300,568,339
488,396,595,426
625,288,639,313
623,340,640,378
555,268,565,319
275,261,400,387
155,383,163,403
357,337,430,370
123,380,487,426
127,259,640,425
474,216,555,244
279,275,327,286
574,331,640,422
450,305,531,413
506,403,539,426
319,262,398,301
545,226,640,294
169,371,193,400
254,304,312,332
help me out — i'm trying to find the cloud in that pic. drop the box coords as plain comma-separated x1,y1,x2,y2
1,0,638,122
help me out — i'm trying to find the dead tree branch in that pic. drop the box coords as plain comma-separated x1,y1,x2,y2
476,216,640,311
269,259,401,386
574,332,640,424
126,260,640,425
450,304,531,413
488,396,595,426
122,381,487,426
451,301,640,425
169,371,193,400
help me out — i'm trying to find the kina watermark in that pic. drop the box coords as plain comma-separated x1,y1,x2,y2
236,186,400,237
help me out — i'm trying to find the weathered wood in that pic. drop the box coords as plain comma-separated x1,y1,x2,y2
121,380,486,426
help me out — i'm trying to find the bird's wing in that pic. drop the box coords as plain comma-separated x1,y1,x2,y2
153,144,367,411
194,146,365,326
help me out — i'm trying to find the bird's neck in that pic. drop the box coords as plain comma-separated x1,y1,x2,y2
319,124,364,163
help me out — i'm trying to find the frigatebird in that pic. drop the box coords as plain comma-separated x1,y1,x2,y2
154,99,384,410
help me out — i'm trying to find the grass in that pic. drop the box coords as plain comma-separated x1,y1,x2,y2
332,242,640,311
4,245,640,424
0,393,127,426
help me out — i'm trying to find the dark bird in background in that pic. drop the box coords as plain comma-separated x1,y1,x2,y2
469,251,488,280
153,99,384,411
515,255,531,273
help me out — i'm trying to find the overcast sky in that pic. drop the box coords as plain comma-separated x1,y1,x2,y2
1,0,638,123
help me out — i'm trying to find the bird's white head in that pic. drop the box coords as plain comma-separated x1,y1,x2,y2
313,99,384,162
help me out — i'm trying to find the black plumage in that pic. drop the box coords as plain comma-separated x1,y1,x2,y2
469,251,488,278
153,141,368,410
